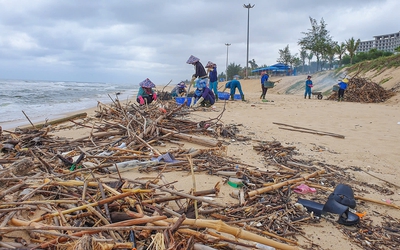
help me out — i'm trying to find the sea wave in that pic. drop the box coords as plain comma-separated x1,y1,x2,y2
0,79,138,127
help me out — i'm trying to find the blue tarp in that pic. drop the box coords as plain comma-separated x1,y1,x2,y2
271,63,290,69
252,66,284,73
252,63,290,73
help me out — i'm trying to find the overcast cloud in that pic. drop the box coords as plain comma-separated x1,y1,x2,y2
0,0,398,85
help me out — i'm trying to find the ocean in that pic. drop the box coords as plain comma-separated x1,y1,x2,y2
0,79,138,130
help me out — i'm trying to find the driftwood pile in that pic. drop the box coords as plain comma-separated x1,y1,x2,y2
327,77,396,103
0,98,399,250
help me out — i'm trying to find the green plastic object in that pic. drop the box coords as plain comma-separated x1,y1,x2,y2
263,81,275,88
228,177,243,188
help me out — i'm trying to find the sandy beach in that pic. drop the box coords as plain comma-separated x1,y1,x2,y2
1,69,400,249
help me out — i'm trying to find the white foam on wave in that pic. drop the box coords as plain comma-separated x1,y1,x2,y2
0,80,138,129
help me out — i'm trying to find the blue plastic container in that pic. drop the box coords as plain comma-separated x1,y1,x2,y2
176,97,192,106
332,84,339,92
218,92,230,100
234,94,241,100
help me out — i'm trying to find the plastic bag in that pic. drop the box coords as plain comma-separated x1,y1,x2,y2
293,183,316,194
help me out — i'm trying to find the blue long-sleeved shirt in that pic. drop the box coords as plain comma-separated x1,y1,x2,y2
225,79,241,89
195,87,215,104
261,74,269,85
209,66,218,82
305,79,313,89
339,81,348,90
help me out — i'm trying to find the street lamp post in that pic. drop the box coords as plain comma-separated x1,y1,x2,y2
243,3,255,79
225,43,231,81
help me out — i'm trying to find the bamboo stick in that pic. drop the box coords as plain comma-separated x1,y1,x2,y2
240,223,298,245
10,215,167,249
20,112,88,129
1,225,172,232
187,155,198,219
247,170,325,197
166,218,298,250
273,122,345,139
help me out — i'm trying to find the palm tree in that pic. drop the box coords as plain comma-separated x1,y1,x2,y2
346,37,360,64
335,42,347,67
248,59,258,71
325,41,337,70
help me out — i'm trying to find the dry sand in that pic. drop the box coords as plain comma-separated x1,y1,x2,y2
6,69,400,249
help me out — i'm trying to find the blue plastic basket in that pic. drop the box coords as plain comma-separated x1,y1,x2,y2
332,85,339,92
176,97,192,106
218,92,230,100
263,81,275,88
234,94,241,100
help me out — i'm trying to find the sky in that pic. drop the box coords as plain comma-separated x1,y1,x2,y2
0,0,399,85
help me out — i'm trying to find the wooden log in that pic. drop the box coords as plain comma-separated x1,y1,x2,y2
0,158,18,164
20,112,88,129
159,128,221,147
70,130,123,143
0,181,26,200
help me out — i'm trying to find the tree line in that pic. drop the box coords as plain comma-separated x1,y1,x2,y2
219,17,399,80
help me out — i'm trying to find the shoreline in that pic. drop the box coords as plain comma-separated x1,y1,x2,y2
2,90,140,131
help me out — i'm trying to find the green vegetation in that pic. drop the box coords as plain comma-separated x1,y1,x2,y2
346,53,400,75
285,80,304,94
379,77,393,85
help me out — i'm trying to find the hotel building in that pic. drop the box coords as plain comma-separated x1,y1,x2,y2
357,31,400,53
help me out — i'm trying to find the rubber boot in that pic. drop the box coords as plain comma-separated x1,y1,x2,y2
261,94,265,100
230,94,234,101
241,95,245,101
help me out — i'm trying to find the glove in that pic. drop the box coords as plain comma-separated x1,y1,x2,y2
152,92,157,101
138,96,145,105
193,97,204,108
189,97,195,107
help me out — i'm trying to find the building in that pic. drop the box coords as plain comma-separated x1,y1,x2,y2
357,31,400,53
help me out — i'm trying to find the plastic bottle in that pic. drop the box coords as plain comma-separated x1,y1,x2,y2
235,164,243,178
